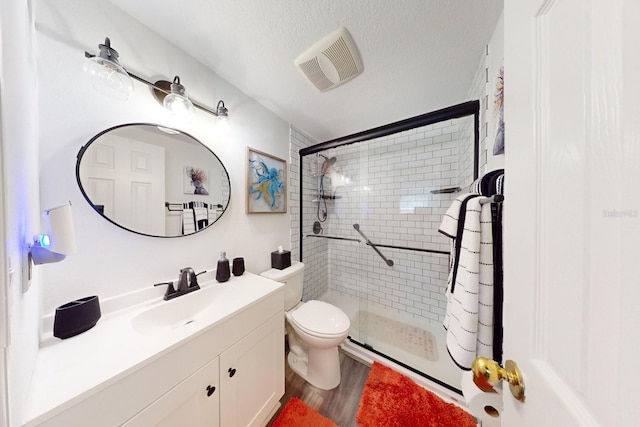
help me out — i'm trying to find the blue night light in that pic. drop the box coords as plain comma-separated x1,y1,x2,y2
35,234,51,247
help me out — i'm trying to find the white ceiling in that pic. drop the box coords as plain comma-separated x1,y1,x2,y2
109,0,503,142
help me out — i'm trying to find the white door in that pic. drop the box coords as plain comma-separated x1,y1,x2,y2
80,136,165,235
503,1,640,425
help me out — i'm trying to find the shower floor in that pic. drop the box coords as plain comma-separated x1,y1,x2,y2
321,291,462,391
352,311,438,361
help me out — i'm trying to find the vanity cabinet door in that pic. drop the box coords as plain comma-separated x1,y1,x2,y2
122,357,220,427
219,312,285,427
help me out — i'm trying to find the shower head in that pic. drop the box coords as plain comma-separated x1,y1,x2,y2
319,154,337,175
320,154,337,166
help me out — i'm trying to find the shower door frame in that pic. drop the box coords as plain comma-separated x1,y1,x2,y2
298,100,480,393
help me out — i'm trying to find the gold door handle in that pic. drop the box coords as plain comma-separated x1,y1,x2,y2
472,357,526,402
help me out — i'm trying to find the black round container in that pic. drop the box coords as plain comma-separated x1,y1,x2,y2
53,295,101,339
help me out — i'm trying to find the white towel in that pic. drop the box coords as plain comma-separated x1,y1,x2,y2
439,193,477,286
207,203,219,223
440,196,494,370
439,195,467,239
192,201,208,230
496,174,504,195
182,203,196,235
477,201,494,359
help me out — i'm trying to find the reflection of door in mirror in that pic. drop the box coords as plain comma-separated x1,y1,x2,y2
79,137,166,235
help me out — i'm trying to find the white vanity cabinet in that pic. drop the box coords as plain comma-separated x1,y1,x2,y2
24,275,284,427
122,313,284,427
220,313,284,427
122,357,221,427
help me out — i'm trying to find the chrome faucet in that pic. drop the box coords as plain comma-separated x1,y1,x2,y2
154,267,201,300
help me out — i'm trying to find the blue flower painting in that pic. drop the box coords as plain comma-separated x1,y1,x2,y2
247,148,287,213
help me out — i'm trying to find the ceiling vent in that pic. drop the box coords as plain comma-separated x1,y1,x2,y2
295,27,363,92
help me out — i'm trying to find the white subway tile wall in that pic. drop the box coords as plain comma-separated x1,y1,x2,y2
331,118,469,326
290,126,328,301
291,115,476,327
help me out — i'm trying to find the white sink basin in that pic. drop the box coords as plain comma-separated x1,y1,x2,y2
131,282,241,335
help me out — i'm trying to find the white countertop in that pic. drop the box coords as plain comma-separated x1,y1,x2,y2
23,272,283,426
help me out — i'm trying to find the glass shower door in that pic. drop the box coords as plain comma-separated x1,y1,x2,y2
299,101,480,393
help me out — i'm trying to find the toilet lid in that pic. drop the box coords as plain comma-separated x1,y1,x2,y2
290,300,350,336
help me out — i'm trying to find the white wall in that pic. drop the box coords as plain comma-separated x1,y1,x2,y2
33,0,292,319
1,2,43,425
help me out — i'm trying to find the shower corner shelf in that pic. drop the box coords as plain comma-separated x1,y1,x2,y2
430,187,461,195
312,195,342,202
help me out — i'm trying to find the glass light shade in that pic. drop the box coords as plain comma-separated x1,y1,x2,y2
163,92,195,116
216,118,231,137
162,76,195,117
83,56,134,100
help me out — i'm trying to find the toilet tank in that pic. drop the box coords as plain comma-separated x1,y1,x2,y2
260,262,305,310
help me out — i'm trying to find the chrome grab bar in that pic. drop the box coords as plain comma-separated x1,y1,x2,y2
352,224,394,267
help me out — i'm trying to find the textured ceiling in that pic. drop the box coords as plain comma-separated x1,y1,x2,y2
109,0,503,142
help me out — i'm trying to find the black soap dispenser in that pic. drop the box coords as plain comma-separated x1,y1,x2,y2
216,251,231,283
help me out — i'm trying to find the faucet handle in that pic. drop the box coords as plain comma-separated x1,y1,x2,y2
154,281,176,300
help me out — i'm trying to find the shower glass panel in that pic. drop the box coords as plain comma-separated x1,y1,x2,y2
299,101,479,393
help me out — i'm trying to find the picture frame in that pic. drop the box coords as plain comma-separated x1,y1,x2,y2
492,64,504,155
184,166,210,195
246,147,287,214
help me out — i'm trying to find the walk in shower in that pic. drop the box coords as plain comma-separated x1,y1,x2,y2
299,101,479,394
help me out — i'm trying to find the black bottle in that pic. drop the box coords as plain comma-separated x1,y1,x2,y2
216,252,231,283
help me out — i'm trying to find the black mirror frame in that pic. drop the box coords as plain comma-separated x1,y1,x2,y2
76,123,231,238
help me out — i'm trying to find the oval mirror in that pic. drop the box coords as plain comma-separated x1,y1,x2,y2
76,123,230,237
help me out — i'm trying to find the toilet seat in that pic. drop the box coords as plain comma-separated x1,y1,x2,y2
289,300,350,338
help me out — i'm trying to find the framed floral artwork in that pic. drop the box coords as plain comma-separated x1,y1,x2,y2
246,147,287,213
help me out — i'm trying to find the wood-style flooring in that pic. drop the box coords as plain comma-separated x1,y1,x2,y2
266,350,371,427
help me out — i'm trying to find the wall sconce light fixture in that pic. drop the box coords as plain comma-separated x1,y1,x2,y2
151,76,195,118
162,76,195,115
84,37,229,119
216,100,229,119
83,37,134,100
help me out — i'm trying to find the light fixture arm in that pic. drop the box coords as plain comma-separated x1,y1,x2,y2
84,49,228,118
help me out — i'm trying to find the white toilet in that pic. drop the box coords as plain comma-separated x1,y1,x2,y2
261,262,350,390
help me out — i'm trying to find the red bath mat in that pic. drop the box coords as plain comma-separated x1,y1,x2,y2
272,397,337,427
356,362,476,427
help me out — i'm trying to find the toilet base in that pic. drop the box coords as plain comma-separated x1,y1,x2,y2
287,346,341,390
